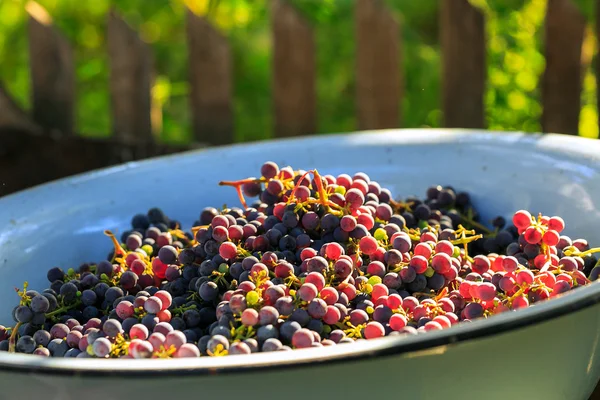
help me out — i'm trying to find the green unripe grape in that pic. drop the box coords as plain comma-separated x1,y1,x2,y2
218,263,229,274
246,290,260,306
374,228,388,242
452,246,460,258
141,245,153,256
368,276,382,286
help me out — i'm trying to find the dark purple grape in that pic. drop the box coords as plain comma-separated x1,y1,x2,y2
33,330,51,347
256,324,279,344
30,295,50,313
199,282,219,301
16,335,36,354
59,282,78,302
47,267,65,283
15,306,33,323
48,338,69,357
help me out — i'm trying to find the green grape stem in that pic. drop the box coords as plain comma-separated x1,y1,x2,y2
170,303,197,316
45,300,82,319
8,322,21,353
458,212,493,235
564,246,600,258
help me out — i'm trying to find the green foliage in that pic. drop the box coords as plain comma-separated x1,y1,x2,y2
0,0,597,143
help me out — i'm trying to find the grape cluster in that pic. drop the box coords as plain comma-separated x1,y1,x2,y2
1,161,598,359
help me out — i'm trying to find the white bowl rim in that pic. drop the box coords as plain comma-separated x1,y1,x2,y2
1,128,600,376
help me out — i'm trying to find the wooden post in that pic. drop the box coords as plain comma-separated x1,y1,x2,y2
271,0,316,138
542,0,585,135
186,9,234,146
0,84,41,134
26,1,75,135
440,0,486,129
355,0,402,130
107,10,154,142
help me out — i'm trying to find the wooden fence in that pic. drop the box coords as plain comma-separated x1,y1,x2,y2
0,0,593,197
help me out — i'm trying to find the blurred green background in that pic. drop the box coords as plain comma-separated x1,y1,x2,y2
0,0,597,144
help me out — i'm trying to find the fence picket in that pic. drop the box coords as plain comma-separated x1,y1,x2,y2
542,0,585,135
271,0,317,138
186,9,234,145
107,10,154,142
27,1,75,135
440,0,486,129
355,0,402,130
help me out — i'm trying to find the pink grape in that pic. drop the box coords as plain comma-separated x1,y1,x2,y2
364,322,385,339
431,253,452,274
154,290,172,310
165,331,186,350
524,226,542,244
424,321,443,331
389,314,407,331
320,287,339,305
323,306,341,325
219,241,238,260
298,283,318,302
513,210,532,229
371,284,389,301
305,272,326,292
476,282,497,301
409,255,429,274
241,308,259,326
130,324,149,340
414,242,432,259
292,328,315,348
434,240,454,256
144,296,163,314
359,236,378,256
116,301,134,319
548,216,565,232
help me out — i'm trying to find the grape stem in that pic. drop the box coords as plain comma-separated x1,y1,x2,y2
564,246,600,258
458,212,493,235
170,303,197,317
8,322,21,353
219,177,267,210
45,300,82,319
287,170,312,205
104,230,127,262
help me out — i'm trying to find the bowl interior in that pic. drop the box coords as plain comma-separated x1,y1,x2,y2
1,128,600,328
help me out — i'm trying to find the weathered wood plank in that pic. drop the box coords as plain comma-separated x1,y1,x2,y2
0,128,201,197
355,0,402,130
440,0,486,129
186,9,234,145
542,0,585,135
27,1,75,135
0,84,41,134
271,0,316,138
107,10,154,142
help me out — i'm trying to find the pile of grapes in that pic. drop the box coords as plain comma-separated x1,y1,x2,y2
1,161,599,359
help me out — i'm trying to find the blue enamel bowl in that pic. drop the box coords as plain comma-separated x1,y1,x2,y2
1,129,600,400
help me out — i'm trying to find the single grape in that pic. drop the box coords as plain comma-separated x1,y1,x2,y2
16,335,36,354
30,295,50,313
48,338,69,357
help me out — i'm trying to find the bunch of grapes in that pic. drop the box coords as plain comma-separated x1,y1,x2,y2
1,161,599,359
